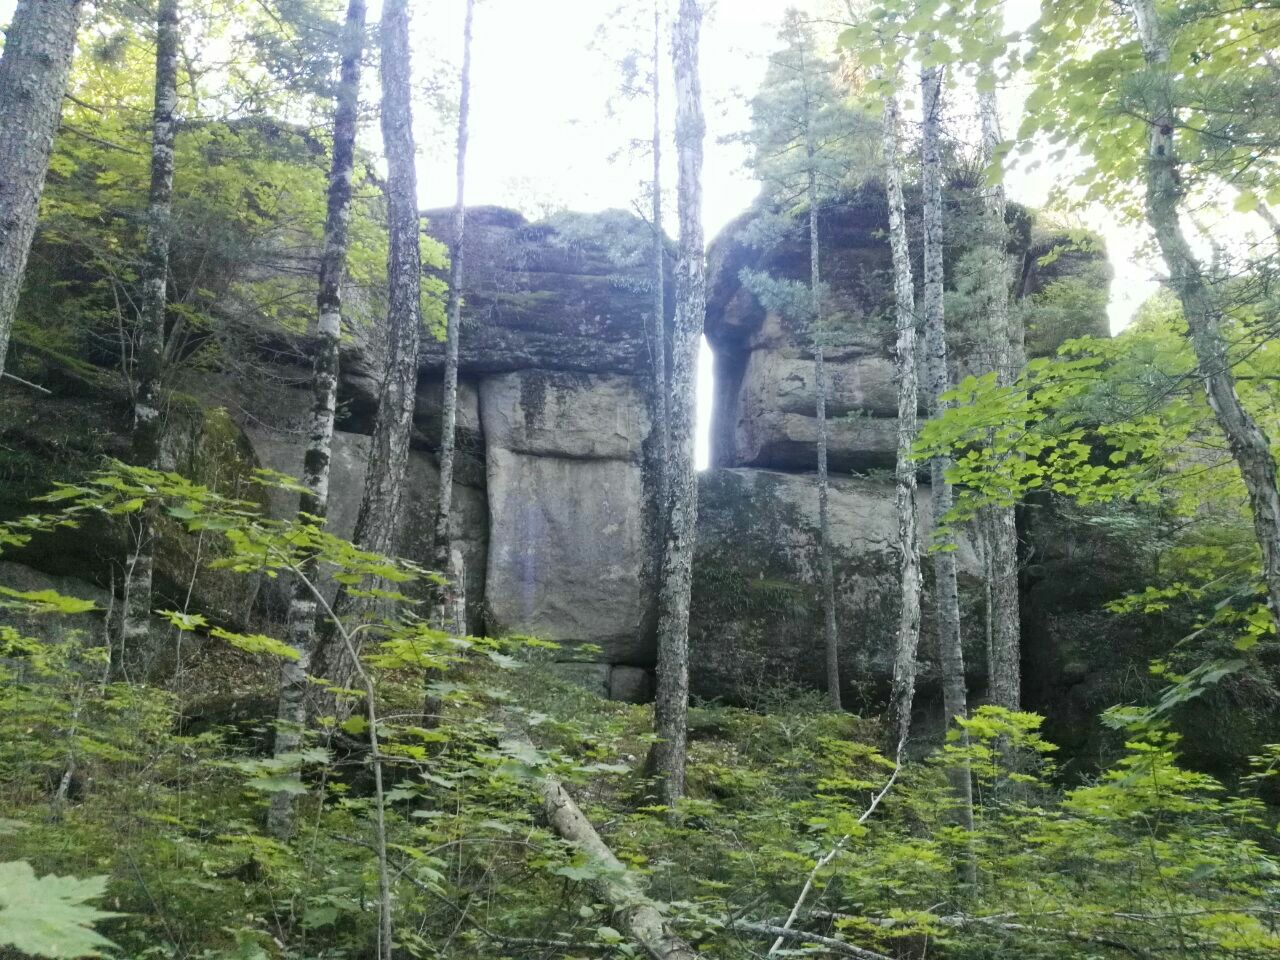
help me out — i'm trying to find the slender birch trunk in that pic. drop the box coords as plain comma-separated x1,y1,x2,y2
1129,0,1280,624
268,0,366,840
431,0,475,636
650,0,670,531
652,0,705,806
881,90,921,750
312,0,424,716
0,0,83,379
350,0,422,563
118,0,179,676
977,86,1021,711
921,64,974,843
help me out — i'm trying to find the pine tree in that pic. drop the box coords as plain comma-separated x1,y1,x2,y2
742,13,857,709
0,0,84,379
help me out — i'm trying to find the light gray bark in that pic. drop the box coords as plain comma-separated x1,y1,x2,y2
118,0,179,677
921,64,974,844
880,90,921,750
920,64,966,739
652,0,705,806
431,0,475,636
977,86,1021,711
650,0,670,533
270,0,366,841
1129,0,1280,624
0,0,83,378
513,734,699,960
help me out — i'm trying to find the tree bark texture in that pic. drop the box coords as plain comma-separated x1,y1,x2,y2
652,0,705,807
1130,0,1280,624
312,0,423,706
881,90,922,751
118,0,179,676
538,764,699,959
269,0,366,840
921,65,974,840
0,0,83,378
977,86,1021,711
920,64,967,740
431,0,475,635
650,0,670,537
350,0,422,564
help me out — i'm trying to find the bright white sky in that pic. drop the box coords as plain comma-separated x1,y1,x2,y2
2,0,1168,470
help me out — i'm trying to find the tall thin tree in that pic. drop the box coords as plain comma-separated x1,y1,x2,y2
268,0,367,841
801,47,842,712
118,0,180,674
0,0,84,380
652,0,705,806
881,86,922,750
650,0,670,528
1128,0,1280,625
431,0,477,635
976,83,1021,711
921,61,972,780
351,0,423,566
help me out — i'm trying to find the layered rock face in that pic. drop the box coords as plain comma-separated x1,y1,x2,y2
270,207,665,673
692,187,1110,709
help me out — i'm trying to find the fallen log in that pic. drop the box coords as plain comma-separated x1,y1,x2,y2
501,723,699,960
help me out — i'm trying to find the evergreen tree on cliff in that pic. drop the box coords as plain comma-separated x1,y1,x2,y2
269,0,368,840
652,0,705,805
0,0,84,380
432,0,476,636
118,0,181,674
742,13,858,710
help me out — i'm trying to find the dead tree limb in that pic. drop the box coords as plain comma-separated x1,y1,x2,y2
767,740,904,955
502,723,698,960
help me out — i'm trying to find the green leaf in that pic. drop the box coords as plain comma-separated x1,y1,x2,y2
245,775,308,795
0,861,120,958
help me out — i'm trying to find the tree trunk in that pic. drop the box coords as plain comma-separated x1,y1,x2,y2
880,90,921,751
268,0,366,841
1130,0,1280,624
0,0,83,379
977,86,1021,711
651,0,705,807
312,0,423,718
118,0,179,677
501,721,699,960
431,0,475,636
921,64,974,843
351,0,422,563
809,167,841,711
650,0,670,535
